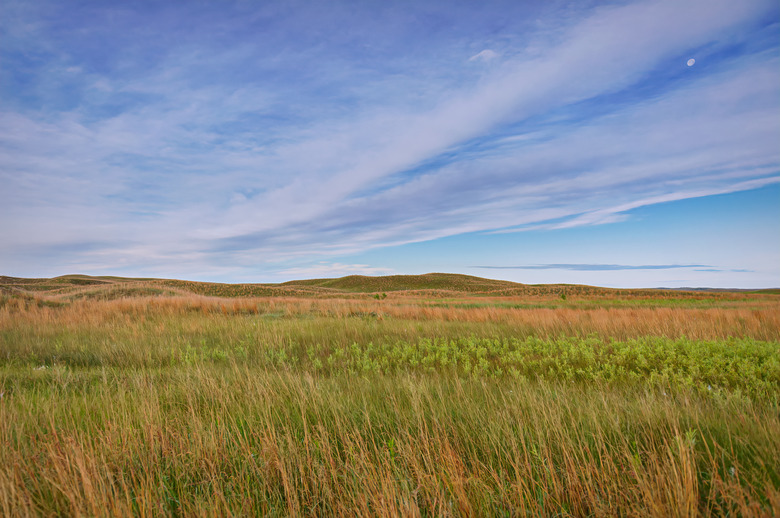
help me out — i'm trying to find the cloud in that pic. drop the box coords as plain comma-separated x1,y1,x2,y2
469,49,498,62
274,262,394,279
494,177,780,233
0,0,777,280
195,0,779,247
693,268,753,273
237,57,778,257
474,264,711,271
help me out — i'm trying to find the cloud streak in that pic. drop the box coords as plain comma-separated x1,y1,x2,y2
474,264,711,272
275,262,395,279
0,0,778,283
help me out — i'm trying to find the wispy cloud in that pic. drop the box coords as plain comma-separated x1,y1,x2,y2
474,264,711,271
469,49,498,62
275,263,394,279
491,177,780,233
694,269,754,273
0,0,777,282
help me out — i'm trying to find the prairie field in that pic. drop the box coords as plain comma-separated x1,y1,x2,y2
0,274,779,516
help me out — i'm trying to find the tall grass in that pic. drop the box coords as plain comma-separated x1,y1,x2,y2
3,293,779,340
1,368,778,516
0,291,778,516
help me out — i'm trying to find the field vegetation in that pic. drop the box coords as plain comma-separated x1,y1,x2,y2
0,274,778,516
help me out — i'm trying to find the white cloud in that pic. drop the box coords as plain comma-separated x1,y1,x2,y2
275,56,779,250
521,177,780,232
469,49,498,62
202,0,773,241
0,0,777,281
275,262,395,279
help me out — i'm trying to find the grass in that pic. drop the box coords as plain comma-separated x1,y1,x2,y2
0,274,779,516
280,273,522,292
2,369,778,516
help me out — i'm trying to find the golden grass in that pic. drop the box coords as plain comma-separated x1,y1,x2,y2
0,280,778,516
3,293,779,341
1,369,778,516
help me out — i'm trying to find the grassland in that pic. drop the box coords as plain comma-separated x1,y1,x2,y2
1,274,778,516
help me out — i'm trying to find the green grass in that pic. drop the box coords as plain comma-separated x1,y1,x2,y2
6,272,772,300
3,332,778,400
281,272,522,292
428,297,770,310
1,300,777,398
1,367,778,516
0,278,778,516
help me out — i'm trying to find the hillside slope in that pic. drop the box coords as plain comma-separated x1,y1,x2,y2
2,273,773,301
281,273,524,293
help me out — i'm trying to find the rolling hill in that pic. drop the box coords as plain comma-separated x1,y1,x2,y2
280,273,524,292
1,273,775,301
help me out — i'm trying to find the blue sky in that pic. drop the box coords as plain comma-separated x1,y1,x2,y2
1,0,778,288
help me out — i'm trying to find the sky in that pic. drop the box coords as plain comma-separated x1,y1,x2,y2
1,0,778,288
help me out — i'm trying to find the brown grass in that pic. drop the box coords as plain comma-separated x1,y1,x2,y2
0,277,778,516
3,293,779,341
1,370,778,516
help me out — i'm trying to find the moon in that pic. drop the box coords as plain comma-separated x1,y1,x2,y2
687,58,696,67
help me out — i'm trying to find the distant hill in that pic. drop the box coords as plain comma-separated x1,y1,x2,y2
656,287,780,294
281,273,524,293
1,273,777,301
1,273,532,299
